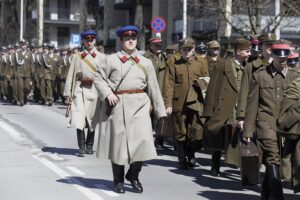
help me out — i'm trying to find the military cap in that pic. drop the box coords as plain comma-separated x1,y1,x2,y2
258,33,276,44
19,39,27,45
7,44,13,49
179,37,195,49
271,40,291,57
250,38,261,52
15,42,20,48
81,29,97,40
166,43,178,51
149,37,162,43
116,25,139,38
287,52,299,65
207,40,220,48
1,46,6,51
233,38,251,50
47,43,55,49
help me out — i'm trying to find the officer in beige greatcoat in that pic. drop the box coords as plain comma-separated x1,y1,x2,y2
64,30,104,157
94,25,166,193
203,38,251,176
243,41,299,200
163,37,209,169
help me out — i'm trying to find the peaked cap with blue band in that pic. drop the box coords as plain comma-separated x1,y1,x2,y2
81,30,97,39
116,25,139,37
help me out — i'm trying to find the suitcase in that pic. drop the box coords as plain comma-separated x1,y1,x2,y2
239,140,260,186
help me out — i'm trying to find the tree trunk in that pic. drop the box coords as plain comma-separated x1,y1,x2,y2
79,0,87,32
134,2,145,50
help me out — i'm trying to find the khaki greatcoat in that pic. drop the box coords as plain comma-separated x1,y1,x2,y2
277,77,300,193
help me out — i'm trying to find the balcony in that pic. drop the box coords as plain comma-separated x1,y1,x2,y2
43,8,95,25
114,0,151,10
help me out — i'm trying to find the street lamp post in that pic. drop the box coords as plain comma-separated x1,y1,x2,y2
20,0,23,40
183,0,187,38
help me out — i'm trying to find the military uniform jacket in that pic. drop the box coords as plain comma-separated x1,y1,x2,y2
94,49,166,165
15,49,33,78
48,53,62,80
143,50,167,92
237,57,270,119
163,53,209,112
277,77,300,193
60,55,71,80
0,55,8,79
206,55,223,80
243,65,299,139
64,47,105,131
203,58,242,134
6,54,16,79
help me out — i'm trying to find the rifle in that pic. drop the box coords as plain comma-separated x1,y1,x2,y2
65,56,77,118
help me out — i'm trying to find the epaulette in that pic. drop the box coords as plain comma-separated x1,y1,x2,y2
143,50,151,58
174,52,181,61
252,57,263,68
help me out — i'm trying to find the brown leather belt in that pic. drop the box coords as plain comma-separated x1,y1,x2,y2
114,89,145,95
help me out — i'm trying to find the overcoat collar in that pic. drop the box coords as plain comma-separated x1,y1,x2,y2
224,58,238,92
117,49,140,63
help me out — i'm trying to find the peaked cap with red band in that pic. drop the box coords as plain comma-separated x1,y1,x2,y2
287,52,299,65
271,42,291,57
149,37,162,43
81,30,96,39
116,25,139,38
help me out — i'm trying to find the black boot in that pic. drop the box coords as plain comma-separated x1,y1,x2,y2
177,141,188,170
125,162,143,193
85,130,95,154
267,164,284,200
76,129,86,157
112,162,125,193
261,170,269,200
211,151,221,176
187,140,202,168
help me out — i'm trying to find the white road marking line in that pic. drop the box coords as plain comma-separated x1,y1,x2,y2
95,184,119,197
32,155,105,200
66,166,86,176
0,120,108,200
44,153,64,161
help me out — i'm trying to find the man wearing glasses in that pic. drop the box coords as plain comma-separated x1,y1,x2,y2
94,25,166,194
144,37,168,148
243,40,299,200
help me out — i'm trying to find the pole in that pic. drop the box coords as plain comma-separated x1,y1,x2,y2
20,0,23,40
275,0,280,39
182,0,187,38
225,0,232,38
37,0,44,46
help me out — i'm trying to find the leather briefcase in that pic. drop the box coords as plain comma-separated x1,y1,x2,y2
239,140,260,186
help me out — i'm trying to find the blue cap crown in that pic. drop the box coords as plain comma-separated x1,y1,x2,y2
81,30,97,38
116,25,139,37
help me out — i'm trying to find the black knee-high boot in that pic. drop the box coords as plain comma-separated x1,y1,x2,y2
85,130,95,154
126,162,143,193
112,162,125,193
211,151,221,175
267,164,284,200
76,129,85,156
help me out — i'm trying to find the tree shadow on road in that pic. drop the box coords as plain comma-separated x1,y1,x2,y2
41,146,78,156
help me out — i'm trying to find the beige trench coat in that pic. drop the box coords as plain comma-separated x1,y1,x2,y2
94,50,167,165
64,48,105,131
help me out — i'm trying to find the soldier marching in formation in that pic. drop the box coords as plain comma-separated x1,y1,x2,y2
2,27,300,198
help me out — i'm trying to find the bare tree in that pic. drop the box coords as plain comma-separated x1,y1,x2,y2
188,0,299,37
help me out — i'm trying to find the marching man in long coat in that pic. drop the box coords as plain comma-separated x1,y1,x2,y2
94,25,166,194
64,30,104,156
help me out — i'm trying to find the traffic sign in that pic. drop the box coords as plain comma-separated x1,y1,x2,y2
70,34,81,45
151,16,166,33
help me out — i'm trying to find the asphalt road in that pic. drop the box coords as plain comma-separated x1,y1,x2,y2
0,101,299,200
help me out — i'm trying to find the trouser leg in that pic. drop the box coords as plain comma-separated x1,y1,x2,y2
112,162,124,184
267,164,284,200
126,162,143,180
211,151,221,175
